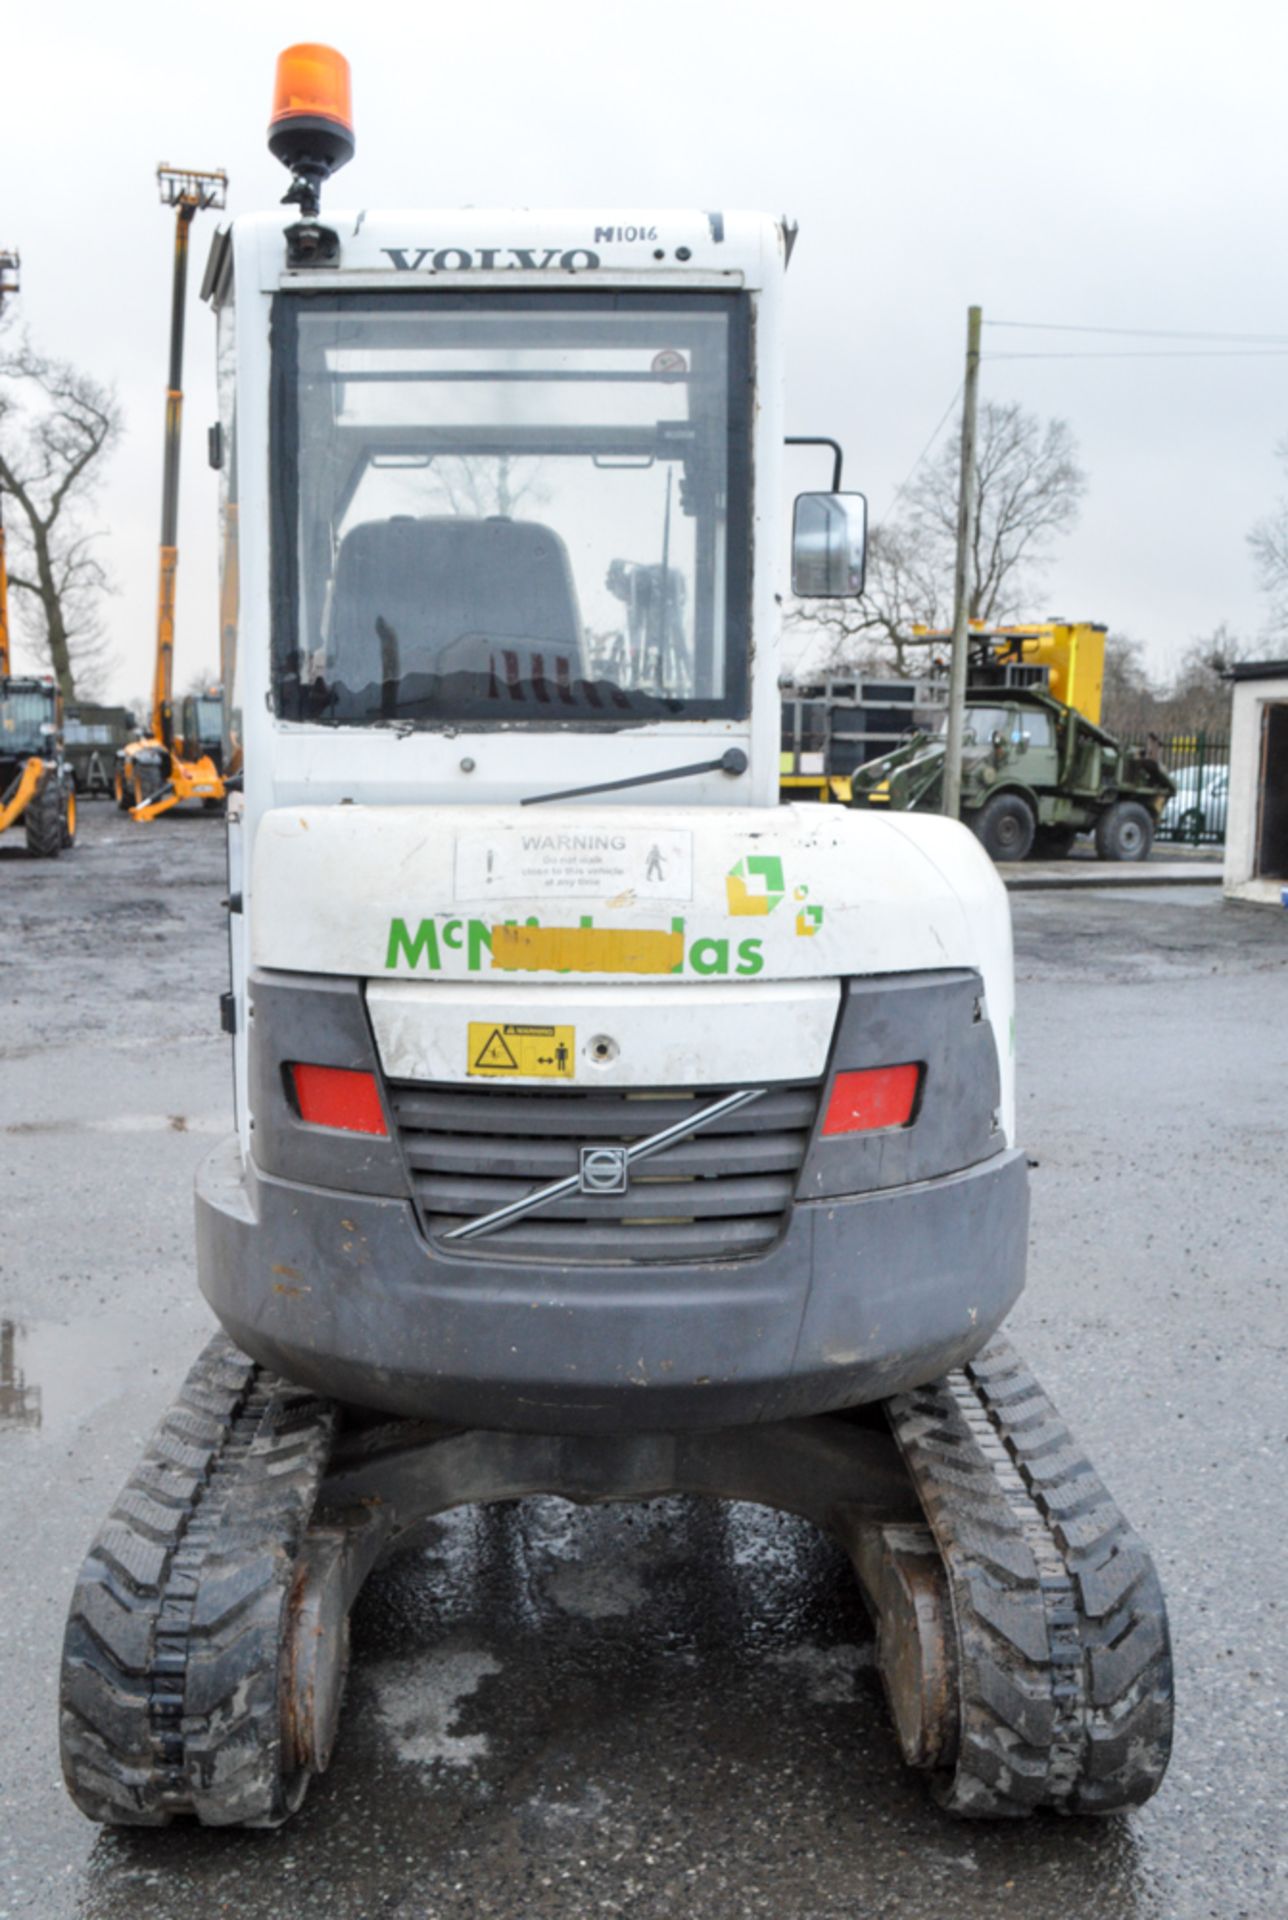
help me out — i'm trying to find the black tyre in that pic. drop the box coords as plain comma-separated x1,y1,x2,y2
1095,799,1154,861
1177,805,1206,844
24,775,62,859
965,791,1036,862
113,762,131,811
131,762,164,810
61,784,77,849
1033,825,1076,859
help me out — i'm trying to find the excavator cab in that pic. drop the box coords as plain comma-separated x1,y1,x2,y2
176,688,225,772
0,676,75,857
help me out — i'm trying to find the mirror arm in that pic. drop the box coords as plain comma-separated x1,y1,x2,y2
785,436,843,491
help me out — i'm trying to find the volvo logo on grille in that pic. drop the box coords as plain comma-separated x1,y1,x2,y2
579,1146,629,1195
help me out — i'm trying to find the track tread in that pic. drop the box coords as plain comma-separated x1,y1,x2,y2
60,1333,335,1829
886,1334,1173,1816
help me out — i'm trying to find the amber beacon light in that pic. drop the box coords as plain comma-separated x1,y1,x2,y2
268,43,354,215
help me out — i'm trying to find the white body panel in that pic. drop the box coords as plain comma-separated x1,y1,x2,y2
251,802,1016,1136
211,205,1018,1152
366,978,841,1088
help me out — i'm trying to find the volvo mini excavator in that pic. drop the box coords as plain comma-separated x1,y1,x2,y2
60,45,1173,1829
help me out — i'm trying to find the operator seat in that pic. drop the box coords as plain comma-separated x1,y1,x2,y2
325,515,584,702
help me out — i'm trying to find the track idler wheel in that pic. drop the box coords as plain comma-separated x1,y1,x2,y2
859,1525,959,1774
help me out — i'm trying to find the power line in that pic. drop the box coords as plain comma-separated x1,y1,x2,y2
987,348,1288,360
882,380,963,519
987,319,1288,344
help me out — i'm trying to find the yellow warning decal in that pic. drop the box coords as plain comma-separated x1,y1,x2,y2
467,1022,576,1079
490,924,682,974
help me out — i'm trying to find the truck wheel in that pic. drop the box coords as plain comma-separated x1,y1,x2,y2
1095,800,1154,861
1033,825,1076,859
966,793,1035,862
61,785,77,849
113,763,131,811
24,777,62,859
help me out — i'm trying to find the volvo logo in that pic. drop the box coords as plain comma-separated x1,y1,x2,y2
579,1146,629,1196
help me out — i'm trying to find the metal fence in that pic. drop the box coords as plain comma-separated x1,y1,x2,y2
1127,732,1230,847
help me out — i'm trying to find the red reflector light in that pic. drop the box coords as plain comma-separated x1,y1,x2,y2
822,1064,921,1137
291,1064,388,1136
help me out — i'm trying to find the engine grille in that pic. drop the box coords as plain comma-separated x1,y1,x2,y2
388,1079,822,1263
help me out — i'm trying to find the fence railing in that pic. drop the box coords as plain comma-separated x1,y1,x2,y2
1127,732,1230,846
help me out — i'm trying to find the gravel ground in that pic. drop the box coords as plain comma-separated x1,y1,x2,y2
1,806,1285,1920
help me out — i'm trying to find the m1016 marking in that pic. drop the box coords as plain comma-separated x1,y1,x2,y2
382,246,601,272
593,225,659,242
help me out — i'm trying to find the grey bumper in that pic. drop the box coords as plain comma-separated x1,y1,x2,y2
196,1137,1028,1434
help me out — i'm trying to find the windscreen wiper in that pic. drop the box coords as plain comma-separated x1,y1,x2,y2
521,746,747,807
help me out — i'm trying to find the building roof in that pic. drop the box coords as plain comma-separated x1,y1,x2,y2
1223,659,1288,682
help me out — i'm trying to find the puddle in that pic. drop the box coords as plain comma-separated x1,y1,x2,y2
369,1648,502,1771
765,1641,872,1701
0,1313,152,1437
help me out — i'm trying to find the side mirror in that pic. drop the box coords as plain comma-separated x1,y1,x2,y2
792,492,867,598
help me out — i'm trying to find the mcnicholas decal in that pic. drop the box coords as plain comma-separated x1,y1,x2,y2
385,916,765,977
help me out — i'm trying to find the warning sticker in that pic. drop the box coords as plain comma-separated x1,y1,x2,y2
467,1022,576,1079
454,827,692,904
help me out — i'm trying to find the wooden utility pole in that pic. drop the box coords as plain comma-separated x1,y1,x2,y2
0,249,20,679
942,305,982,819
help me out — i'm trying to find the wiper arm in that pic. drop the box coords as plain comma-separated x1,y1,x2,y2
522,747,747,807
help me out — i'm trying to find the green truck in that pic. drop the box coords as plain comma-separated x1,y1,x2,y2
851,682,1174,861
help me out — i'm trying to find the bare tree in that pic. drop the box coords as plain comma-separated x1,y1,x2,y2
787,401,1086,677
1156,625,1242,735
1100,627,1241,741
0,333,121,698
1099,632,1159,738
426,453,547,520
1248,439,1288,634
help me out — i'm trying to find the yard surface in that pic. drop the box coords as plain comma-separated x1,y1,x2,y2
1,807,1285,1919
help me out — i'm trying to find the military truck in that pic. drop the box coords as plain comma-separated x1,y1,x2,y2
62,702,135,797
851,679,1173,861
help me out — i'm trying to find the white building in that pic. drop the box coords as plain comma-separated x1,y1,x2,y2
1223,660,1288,904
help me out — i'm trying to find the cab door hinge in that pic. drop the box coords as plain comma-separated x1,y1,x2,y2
220,991,237,1035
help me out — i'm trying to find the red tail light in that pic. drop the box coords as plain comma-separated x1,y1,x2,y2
291,1064,388,1136
822,1063,921,1137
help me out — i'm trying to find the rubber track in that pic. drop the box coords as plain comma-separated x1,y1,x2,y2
886,1334,1173,1816
60,1333,336,1827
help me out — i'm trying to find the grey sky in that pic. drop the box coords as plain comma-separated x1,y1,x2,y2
5,0,1284,702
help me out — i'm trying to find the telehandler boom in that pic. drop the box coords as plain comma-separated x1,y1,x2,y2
61,45,1172,1831
115,168,229,820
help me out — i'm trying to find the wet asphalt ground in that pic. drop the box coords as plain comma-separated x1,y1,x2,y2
1,807,1286,1920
